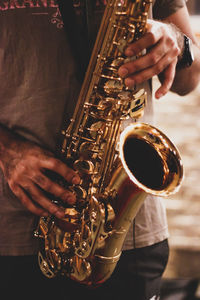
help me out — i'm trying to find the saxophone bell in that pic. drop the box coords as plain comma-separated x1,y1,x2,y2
119,122,183,197
86,122,183,286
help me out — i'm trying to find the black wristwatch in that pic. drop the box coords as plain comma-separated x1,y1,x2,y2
177,35,194,68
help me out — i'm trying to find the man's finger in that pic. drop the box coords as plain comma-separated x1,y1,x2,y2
13,185,48,217
124,53,176,88
155,60,177,99
119,40,165,78
19,181,66,219
125,26,162,57
40,157,81,185
32,173,76,204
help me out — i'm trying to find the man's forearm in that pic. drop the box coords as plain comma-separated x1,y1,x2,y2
161,6,200,96
0,124,25,175
0,124,21,158
0,123,80,217
171,41,200,95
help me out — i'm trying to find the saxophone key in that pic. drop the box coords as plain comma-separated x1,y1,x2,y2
127,23,136,35
100,73,120,80
114,37,129,54
77,136,94,143
72,185,88,200
79,141,100,160
73,159,95,175
89,121,109,140
61,138,67,153
104,78,124,94
130,88,147,119
110,57,125,68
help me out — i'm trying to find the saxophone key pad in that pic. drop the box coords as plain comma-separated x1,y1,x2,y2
73,159,94,175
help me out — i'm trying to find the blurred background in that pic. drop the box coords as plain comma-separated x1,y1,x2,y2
153,1,200,299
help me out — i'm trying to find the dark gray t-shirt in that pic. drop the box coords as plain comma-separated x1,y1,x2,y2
0,1,80,255
0,0,185,255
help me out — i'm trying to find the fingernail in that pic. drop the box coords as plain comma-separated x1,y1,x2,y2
42,212,49,217
125,49,134,56
125,78,135,87
72,176,80,185
63,192,76,203
56,210,65,219
68,197,76,205
118,67,128,78
156,92,163,99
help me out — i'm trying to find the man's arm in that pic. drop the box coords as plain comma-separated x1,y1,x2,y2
165,6,200,95
0,124,80,218
118,4,200,98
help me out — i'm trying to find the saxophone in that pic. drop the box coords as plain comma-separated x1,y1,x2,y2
35,0,183,286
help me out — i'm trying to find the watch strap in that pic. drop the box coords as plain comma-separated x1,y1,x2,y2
177,34,194,68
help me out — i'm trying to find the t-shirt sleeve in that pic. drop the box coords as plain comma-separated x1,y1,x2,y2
153,0,186,20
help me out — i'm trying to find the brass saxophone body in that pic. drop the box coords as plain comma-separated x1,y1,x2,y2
35,0,183,286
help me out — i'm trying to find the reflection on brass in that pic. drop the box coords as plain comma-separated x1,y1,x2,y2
35,0,183,287
130,89,147,119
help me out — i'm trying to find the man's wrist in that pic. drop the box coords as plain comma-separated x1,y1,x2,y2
167,22,184,54
167,22,194,69
0,125,24,160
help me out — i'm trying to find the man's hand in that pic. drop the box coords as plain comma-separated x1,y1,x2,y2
0,137,80,218
118,20,182,99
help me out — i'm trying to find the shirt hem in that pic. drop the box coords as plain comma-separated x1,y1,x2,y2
123,227,169,250
0,245,39,256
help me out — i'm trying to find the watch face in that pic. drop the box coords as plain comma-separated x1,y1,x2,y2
186,36,194,67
